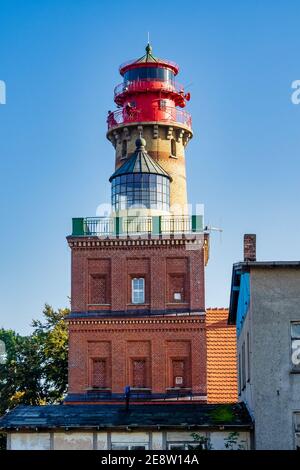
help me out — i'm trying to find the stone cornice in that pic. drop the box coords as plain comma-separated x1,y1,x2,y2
67,236,203,250
67,317,205,326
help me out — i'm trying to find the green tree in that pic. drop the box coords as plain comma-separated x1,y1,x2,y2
224,431,247,450
190,433,212,450
31,304,69,402
0,305,69,449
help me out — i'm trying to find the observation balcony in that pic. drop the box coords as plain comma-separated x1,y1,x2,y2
107,106,192,131
71,215,203,237
114,79,186,107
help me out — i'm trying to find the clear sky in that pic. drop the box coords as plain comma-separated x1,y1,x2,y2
1,0,300,334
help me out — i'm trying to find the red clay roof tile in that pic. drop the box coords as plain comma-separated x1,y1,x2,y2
206,308,238,404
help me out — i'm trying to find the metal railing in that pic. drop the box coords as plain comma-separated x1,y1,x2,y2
161,216,192,233
119,58,179,73
71,215,203,237
114,79,185,100
107,106,192,130
123,216,152,234
83,217,115,236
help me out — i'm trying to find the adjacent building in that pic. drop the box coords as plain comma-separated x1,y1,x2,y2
228,234,300,450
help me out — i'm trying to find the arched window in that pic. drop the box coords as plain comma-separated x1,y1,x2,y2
122,140,127,158
171,138,176,157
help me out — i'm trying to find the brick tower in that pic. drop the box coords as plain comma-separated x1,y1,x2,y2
66,45,209,403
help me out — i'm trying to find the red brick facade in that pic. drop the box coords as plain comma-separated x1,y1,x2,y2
68,236,205,315
66,235,207,401
67,316,206,399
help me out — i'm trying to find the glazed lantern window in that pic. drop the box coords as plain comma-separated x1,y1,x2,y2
124,67,175,83
111,173,170,212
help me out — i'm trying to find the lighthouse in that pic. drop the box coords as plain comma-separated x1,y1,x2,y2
65,45,209,402
107,43,193,215
0,45,249,451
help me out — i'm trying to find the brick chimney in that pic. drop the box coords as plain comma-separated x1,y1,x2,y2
244,234,256,261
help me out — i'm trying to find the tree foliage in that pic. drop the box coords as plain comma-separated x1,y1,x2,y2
0,304,69,417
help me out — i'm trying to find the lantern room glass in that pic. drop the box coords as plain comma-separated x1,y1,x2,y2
111,173,170,211
124,66,175,83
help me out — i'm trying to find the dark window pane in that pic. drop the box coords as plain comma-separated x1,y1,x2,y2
134,174,142,182
292,323,300,339
124,67,175,82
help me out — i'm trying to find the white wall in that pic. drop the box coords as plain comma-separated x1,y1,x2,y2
9,429,251,450
53,432,94,450
10,432,51,450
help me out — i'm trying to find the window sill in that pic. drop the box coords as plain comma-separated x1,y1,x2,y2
127,303,150,307
87,304,111,306
130,388,151,391
169,154,178,159
167,302,188,305
166,387,191,391
86,387,111,391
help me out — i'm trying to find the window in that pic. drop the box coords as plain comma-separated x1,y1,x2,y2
111,443,148,450
172,359,185,388
291,322,300,371
168,274,185,303
124,66,175,82
168,442,207,450
294,413,300,450
295,434,300,451
132,277,145,304
247,332,251,382
111,173,170,212
171,138,177,157
132,359,147,388
121,140,127,158
92,359,107,388
159,99,167,110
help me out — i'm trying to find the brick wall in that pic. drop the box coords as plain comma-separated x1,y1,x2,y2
67,235,206,400
69,237,205,314
67,316,206,397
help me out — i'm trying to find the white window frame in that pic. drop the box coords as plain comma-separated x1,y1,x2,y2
131,277,145,304
159,99,167,110
291,322,300,371
294,412,300,449
111,443,148,450
168,442,204,450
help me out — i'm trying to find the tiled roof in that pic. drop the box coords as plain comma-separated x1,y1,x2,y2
119,44,179,76
109,140,171,182
206,308,238,404
0,403,252,430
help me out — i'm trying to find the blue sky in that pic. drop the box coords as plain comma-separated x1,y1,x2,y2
1,0,300,334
